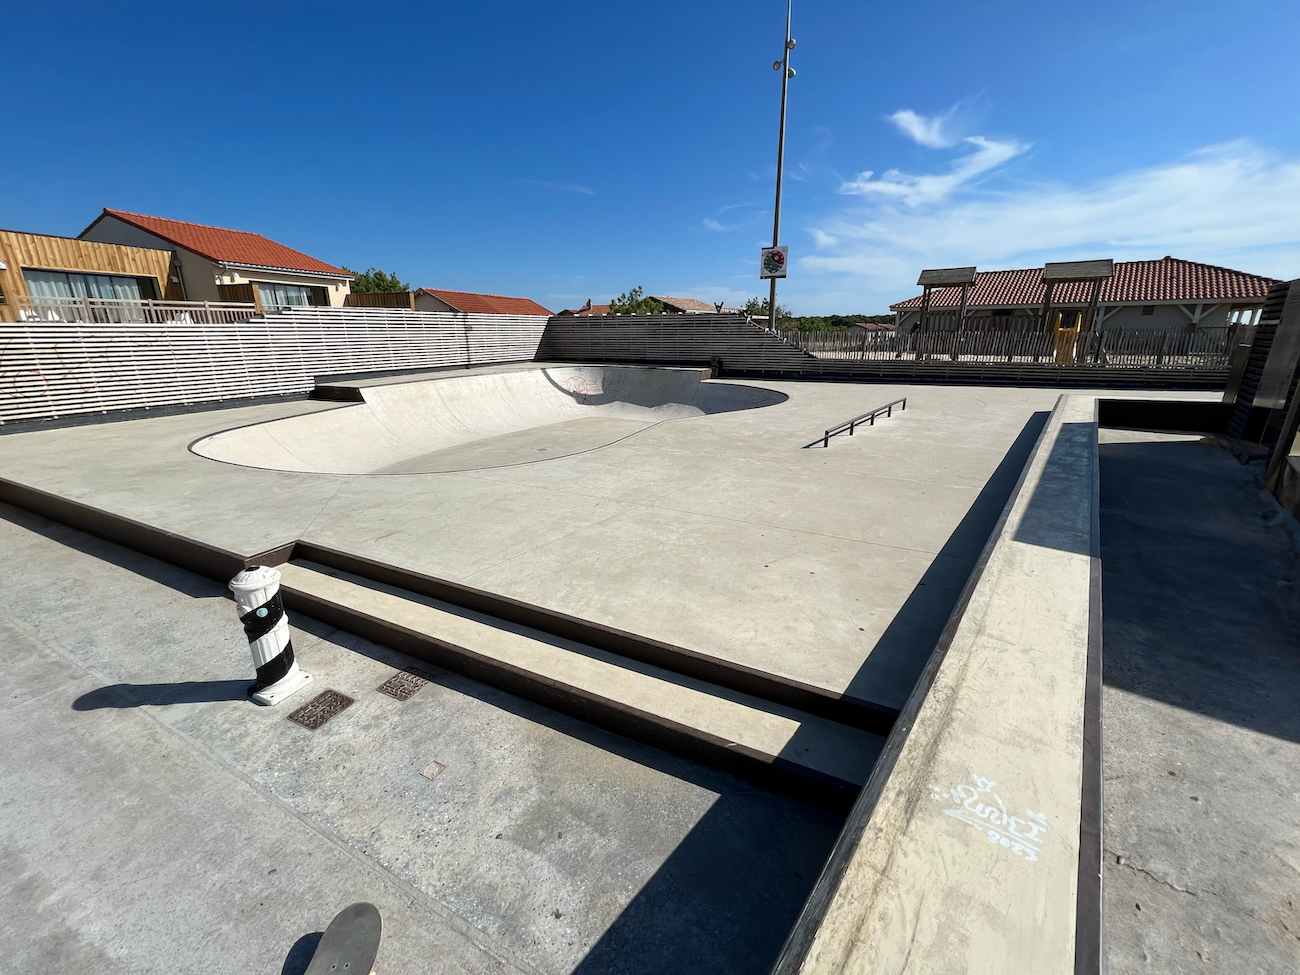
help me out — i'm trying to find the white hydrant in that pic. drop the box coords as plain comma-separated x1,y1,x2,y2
229,565,313,706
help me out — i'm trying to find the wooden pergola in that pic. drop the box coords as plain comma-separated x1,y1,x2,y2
916,266,977,332
1039,259,1115,334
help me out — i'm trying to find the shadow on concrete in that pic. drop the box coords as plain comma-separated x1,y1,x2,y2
834,410,1051,712
568,792,839,975
288,616,843,975
280,932,323,975
1100,438,1300,744
1013,420,1094,556
73,680,251,710
0,502,224,599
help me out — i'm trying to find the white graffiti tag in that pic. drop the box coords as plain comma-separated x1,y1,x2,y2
932,775,1048,862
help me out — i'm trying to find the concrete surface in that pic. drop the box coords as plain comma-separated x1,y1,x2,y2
0,371,1090,718
193,366,786,475
280,560,886,792
0,503,843,975
793,396,1098,974
1099,431,1300,974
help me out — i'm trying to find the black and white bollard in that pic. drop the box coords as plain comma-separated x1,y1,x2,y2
229,565,313,706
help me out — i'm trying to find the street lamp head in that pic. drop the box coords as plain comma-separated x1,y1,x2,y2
772,60,782,70
787,67,796,78
787,38,796,50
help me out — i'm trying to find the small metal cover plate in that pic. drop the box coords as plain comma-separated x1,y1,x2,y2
287,689,355,729
420,761,446,780
376,666,439,702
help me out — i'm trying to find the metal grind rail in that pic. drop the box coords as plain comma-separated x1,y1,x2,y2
806,397,906,448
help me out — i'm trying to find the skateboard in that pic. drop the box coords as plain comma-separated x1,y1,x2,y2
304,902,383,975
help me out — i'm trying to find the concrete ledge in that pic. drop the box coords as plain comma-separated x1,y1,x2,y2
0,477,252,580
279,561,885,812
291,542,898,735
773,394,1103,974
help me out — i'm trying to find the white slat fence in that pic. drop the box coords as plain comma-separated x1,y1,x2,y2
0,306,548,423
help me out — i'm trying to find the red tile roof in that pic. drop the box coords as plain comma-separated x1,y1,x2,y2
417,288,552,316
83,209,350,277
889,257,1277,310
558,303,611,316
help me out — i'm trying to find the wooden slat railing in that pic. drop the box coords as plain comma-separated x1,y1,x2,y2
0,306,549,423
15,295,258,326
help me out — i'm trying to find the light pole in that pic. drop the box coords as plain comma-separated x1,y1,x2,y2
768,1,795,332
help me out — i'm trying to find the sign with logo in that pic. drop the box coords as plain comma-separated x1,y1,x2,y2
760,246,788,279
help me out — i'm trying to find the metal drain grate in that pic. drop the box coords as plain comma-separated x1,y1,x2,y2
286,689,355,729
376,666,439,702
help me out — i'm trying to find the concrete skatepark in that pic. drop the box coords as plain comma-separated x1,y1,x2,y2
1,359,1297,974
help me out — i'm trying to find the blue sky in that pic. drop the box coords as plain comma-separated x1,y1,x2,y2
4,0,1299,314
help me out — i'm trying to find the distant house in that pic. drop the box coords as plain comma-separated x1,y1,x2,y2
653,295,719,314
557,299,611,317
851,321,895,332
79,209,353,309
413,288,552,315
889,256,1276,333
0,228,175,322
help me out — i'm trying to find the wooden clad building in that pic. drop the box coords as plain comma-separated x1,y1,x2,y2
0,230,176,322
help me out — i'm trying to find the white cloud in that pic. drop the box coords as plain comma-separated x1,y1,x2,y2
701,204,766,233
517,179,595,195
887,108,960,149
800,139,1300,313
840,136,1029,206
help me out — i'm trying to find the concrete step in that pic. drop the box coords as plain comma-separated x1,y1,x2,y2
283,542,900,735
277,560,885,808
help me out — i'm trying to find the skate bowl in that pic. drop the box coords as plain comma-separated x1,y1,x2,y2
191,365,788,475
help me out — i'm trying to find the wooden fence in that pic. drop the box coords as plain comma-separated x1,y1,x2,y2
780,323,1235,370
0,306,548,423
537,313,814,371
344,291,416,309
539,314,1230,388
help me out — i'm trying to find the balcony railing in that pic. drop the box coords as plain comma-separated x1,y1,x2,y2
14,294,258,325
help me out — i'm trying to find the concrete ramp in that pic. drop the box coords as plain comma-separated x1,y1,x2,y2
190,365,786,475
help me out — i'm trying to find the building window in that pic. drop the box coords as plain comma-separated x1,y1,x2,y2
255,281,328,308
1141,305,1155,316
23,269,157,301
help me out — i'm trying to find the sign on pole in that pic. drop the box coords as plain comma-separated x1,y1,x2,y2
760,246,788,279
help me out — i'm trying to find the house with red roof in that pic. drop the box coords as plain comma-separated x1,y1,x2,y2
413,288,552,316
79,209,353,309
557,300,611,317
889,257,1277,334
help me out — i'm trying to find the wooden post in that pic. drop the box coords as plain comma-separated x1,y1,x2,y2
1082,278,1102,334
916,285,932,361
1039,280,1056,332
953,282,970,361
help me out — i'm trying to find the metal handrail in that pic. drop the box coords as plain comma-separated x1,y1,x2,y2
806,397,906,448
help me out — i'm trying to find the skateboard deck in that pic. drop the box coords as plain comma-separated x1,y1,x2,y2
304,902,382,975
